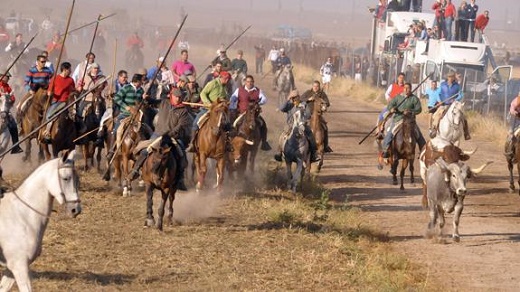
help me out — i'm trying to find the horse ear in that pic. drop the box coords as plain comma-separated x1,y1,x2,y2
61,149,76,164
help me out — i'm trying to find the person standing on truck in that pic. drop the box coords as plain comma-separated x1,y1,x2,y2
465,0,479,42
475,10,489,43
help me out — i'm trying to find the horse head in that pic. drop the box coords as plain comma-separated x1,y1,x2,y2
209,98,229,135
150,135,174,180
449,101,465,126
55,150,81,218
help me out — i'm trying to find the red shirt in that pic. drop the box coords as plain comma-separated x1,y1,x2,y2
126,35,144,48
444,3,456,18
475,14,489,31
49,74,75,102
0,81,15,102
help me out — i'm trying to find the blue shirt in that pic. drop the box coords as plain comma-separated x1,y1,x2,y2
440,81,463,104
426,87,442,107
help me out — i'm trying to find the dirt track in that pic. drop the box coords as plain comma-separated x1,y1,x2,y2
320,88,520,291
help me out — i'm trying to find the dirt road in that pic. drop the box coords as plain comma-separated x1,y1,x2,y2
318,90,520,291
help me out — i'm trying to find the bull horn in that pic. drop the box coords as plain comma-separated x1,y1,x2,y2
245,140,254,145
463,147,478,156
470,161,493,175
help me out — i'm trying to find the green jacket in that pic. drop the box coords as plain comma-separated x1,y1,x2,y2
200,78,228,105
114,83,144,116
387,93,422,122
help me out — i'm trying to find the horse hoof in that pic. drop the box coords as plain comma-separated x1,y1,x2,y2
400,186,405,191
144,218,155,227
392,180,398,186
453,235,460,243
122,187,129,197
377,164,383,170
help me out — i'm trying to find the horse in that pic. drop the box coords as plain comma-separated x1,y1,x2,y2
112,113,151,197
228,102,262,178
308,95,328,172
507,127,520,195
80,94,106,171
435,101,466,146
276,65,294,107
282,106,310,192
387,113,417,190
141,135,178,231
0,150,81,292
193,99,229,192
19,88,48,162
0,91,14,155
39,93,79,160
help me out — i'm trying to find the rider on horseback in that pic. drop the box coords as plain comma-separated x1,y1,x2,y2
229,74,271,151
186,71,232,153
274,90,320,163
17,54,53,125
212,50,232,72
231,49,248,76
381,83,426,159
375,72,405,139
272,48,295,90
128,88,192,191
42,62,76,143
300,80,333,153
0,71,23,154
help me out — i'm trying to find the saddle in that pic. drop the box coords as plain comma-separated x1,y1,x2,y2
115,112,143,147
196,111,210,129
431,105,449,130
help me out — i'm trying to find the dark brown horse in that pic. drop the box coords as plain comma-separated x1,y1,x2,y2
81,95,106,171
19,88,50,162
193,99,229,192
387,113,417,190
38,94,78,160
141,135,178,231
507,133,520,195
308,95,327,172
229,102,262,178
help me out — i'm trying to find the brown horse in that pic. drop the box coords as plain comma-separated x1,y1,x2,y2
111,112,151,196
38,94,78,160
141,135,178,231
387,113,417,190
193,99,229,192
507,132,520,195
229,102,262,178
81,96,106,171
19,88,50,162
308,95,328,172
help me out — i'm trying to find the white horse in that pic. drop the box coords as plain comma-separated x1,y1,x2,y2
282,106,310,192
0,90,13,156
0,150,81,292
437,101,465,146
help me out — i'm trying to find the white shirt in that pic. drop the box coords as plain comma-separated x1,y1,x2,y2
268,49,280,62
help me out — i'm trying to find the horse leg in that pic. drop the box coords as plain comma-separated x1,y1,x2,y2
295,159,304,192
22,138,31,162
196,154,207,191
156,190,168,231
391,159,398,185
144,183,155,227
517,163,520,196
400,159,408,190
122,156,131,197
409,158,415,184
8,261,31,292
96,146,102,172
215,157,226,192
166,187,176,226
0,271,16,292
285,161,293,191
82,144,89,171
508,160,515,192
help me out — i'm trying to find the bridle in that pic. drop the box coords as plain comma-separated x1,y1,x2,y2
10,161,80,218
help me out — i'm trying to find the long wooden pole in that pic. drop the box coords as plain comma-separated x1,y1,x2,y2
0,32,39,80
78,14,103,92
58,13,116,38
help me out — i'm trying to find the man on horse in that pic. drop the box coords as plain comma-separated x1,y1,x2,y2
300,80,333,153
430,71,470,140
274,90,320,163
0,71,23,153
273,48,295,90
42,62,77,142
231,50,248,77
4,33,25,58
45,32,67,62
229,74,271,151
184,74,202,116
375,72,405,139
17,54,53,124
203,61,223,87
128,88,192,190
504,92,520,160
72,52,102,83
381,83,426,159
186,71,232,153
212,50,232,72
172,49,196,83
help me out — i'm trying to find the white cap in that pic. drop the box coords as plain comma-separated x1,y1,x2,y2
280,48,285,52
158,56,165,62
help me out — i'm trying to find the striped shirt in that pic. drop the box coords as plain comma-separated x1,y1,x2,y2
114,83,144,116
25,66,53,92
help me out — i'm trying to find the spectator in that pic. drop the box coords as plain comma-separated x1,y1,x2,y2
475,10,489,43
465,0,479,42
254,44,266,74
444,0,456,41
456,1,468,41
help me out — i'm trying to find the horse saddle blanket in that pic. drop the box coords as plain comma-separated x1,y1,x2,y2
390,120,404,136
116,112,143,147
197,112,210,128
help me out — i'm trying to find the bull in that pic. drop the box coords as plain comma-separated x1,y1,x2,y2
425,158,492,242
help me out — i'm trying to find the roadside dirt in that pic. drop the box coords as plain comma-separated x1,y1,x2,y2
319,88,520,291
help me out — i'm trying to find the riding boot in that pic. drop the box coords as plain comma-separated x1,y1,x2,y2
8,119,23,154
463,118,471,140
259,118,272,151
176,154,188,191
128,150,148,181
186,129,198,153
505,134,515,160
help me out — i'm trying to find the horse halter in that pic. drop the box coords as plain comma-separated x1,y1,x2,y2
57,162,81,205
